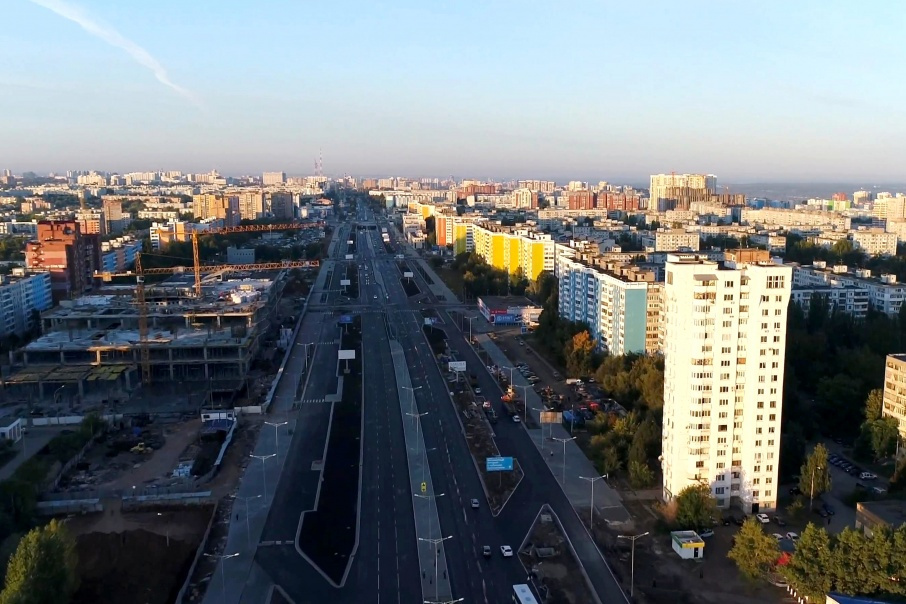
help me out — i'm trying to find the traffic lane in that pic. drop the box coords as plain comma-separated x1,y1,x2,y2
441,320,628,603
394,311,527,599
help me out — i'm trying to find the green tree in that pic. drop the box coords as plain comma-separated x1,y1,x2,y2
597,446,623,476
728,517,780,580
674,484,718,531
799,444,832,506
780,523,833,601
627,460,655,489
564,330,596,378
830,527,890,596
865,388,884,422
0,519,78,604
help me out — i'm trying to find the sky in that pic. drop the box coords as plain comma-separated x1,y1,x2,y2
2,0,905,183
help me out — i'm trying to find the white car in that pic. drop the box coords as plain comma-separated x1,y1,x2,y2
755,513,770,524
771,533,785,541
500,545,513,557
860,471,878,480
786,532,799,542
512,415,521,423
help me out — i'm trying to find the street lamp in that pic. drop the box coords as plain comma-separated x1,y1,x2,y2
513,384,530,421
204,552,239,603
579,475,607,528
402,385,423,418
237,494,262,547
809,464,825,512
552,436,576,485
264,420,288,451
407,411,429,457
532,406,548,453
156,512,170,547
250,454,276,499
617,532,649,600
414,492,445,542
465,316,476,344
424,599,464,604
418,535,453,602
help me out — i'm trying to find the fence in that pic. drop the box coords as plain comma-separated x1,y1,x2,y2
175,500,221,604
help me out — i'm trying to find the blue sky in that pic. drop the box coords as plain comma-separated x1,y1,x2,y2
2,0,905,182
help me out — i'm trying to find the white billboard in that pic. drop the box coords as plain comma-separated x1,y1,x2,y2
340,279,351,286
403,272,414,278
345,254,353,260
338,350,356,360
448,361,467,372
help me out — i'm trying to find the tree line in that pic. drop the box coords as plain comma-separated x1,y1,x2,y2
449,252,530,298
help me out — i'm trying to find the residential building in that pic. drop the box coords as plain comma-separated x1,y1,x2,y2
267,192,295,220
262,171,286,186
650,174,717,211
641,229,701,252
882,354,906,441
793,262,906,316
852,229,898,256
0,270,53,338
238,191,265,221
192,194,240,226
661,249,791,514
513,188,538,209
471,223,554,280
75,210,107,237
25,220,100,302
567,190,595,211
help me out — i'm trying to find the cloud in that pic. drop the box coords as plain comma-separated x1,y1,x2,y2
27,0,202,108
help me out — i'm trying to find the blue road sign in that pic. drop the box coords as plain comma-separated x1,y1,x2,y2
339,315,353,324
486,456,514,472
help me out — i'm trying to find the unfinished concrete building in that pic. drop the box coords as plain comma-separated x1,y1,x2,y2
1,269,290,409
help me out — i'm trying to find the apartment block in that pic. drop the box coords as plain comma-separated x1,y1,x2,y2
238,191,265,221
852,229,898,256
25,220,100,302
661,249,791,514
192,194,240,226
267,192,295,220
262,171,286,186
641,230,701,252
556,254,658,355
793,262,906,316
0,270,52,338
650,174,717,211
882,354,906,440
471,223,554,280
75,210,107,237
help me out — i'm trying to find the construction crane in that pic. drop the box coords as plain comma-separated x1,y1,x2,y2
98,256,320,386
190,221,325,298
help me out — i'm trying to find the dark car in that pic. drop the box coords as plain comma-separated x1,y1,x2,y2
773,516,787,527
823,503,835,516
721,516,733,526
814,507,829,518
733,515,747,526
789,486,803,496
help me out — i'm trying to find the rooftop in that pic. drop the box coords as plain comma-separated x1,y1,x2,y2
857,500,906,527
670,530,704,545
25,326,250,351
478,295,539,309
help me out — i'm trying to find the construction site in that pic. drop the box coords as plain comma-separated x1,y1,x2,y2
0,221,323,416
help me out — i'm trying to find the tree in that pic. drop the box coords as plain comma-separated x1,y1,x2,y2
865,388,884,422
830,527,890,596
728,517,780,580
799,444,832,506
0,519,78,604
627,460,655,489
564,331,596,378
674,484,718,531
780,523,833,601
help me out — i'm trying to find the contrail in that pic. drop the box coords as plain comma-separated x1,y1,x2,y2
27,0,202,108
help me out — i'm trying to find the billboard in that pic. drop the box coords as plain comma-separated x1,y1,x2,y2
339,315,353,324
340,279,351,286
486,457,514,472
345,254,353,260
338,350,356,360
403,272,414,278
540,411,562,424
448,361,467,372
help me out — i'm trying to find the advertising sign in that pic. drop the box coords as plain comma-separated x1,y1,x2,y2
540,411,562,424
338,350,356,360
448,361,467,372
486,456,514,472
403,272,414,278
345,254,353,260
339,315,353,324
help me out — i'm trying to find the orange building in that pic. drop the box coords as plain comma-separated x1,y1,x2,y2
567,190,595,210
25,220,100,302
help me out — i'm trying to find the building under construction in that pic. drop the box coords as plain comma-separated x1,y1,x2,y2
1,266,304,410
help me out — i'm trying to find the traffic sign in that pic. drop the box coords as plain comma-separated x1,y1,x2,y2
339,315,353,324
420,482,427,493
486,456,514,472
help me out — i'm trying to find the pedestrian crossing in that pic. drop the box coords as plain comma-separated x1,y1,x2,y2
292,398,330,409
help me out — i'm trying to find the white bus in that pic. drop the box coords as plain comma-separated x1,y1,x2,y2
512,584,539,604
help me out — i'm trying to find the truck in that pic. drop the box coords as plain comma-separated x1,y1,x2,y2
565,378,582,385
562,409,585,427
501,388,525,416
381,227,388,234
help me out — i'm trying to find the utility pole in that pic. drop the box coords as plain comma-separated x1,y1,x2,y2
237,494,261,547
407,411,429,457
617,532,649,600
250,454,276,499
414,491,445,545
553,436,576,485
579,475,607,528
418,535,453,602
264,420,288,451
204,552,239,603
809,463,824,512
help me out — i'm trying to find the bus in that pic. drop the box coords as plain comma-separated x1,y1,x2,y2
512,584,539,604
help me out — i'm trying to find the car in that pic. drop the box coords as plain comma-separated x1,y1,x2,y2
755,513,770,524
823,503,835,516
512,415,521,423
721,516,732,526
474,388,481,395
789,486,803,496
471,498,480,509
373,295,377,299
814,508,828,518
699,528,714,538
733,515,747,526
860,471,878,480
786,532,799,541
482,545,491,558
873,486,887,495
500,545,513,557
773,516,787,527
771,533,785,541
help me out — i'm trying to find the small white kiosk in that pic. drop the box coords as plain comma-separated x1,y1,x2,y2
671,530,705,560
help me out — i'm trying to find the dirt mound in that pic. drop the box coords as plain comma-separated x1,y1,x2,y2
73,529,197,604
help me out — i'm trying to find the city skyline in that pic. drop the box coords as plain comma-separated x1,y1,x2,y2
3,1,906,181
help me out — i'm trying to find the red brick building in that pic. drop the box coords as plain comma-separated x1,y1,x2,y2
25,220,100,302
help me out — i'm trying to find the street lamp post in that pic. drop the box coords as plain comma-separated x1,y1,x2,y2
579,475,607,528
617,532,649,600
809,464,825,511
407,411,429,457
418,535,453,602
237,494,262,547
414,492,445,543
402,385,423,419
250,454,276,499
204,552,239,603
466,316,475,344
532,406,548,453
156,512,170,547
553,436,576,485
264,420,288,451
513,384,529,421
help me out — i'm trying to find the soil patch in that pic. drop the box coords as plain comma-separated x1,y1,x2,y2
296,316,362,584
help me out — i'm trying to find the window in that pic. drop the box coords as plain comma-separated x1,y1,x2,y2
769,414,776,421
765,490,772,497
761,322,768,330
767,465,773,472
753,490,760,498
774,323,781,329
716,462,725,469
768,440,775,446
718,425,727,432
732,472,740,479
775,309,783,315
760,295,769,303
755,440,762,447
753,478,760,485
695,461,704,468
725,281,735,288
723,320,732,327
757,415,763,421
715,487,725,495
754,465,761,473
759,362,766,369
762,309,769,316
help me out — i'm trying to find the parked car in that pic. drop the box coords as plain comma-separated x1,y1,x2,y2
721,516,733,526
860,471,878,480
755,513,770,524
771,533,785,541
822,503,835,516
786,532,800,541
699,529,714,538
789,486,803,496
814,508,829,518
873,486,887,495
733,515,747,526
500,545,513,557
773,516,787,527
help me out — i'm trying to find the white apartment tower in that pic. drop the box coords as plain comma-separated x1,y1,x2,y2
661,250,791,514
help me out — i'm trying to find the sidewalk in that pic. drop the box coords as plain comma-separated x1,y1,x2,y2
0,426,67,482
475,334,632,526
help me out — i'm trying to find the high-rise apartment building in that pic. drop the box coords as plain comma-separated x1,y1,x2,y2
0,270,53,338
262,171,286,186
267,192,295,220
238,192,265,221
650,173,717,211
192,194,240,226
25,221,100,302
882,354,906,440
661,249,791,514
75,210,107,237
567,190,595,210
